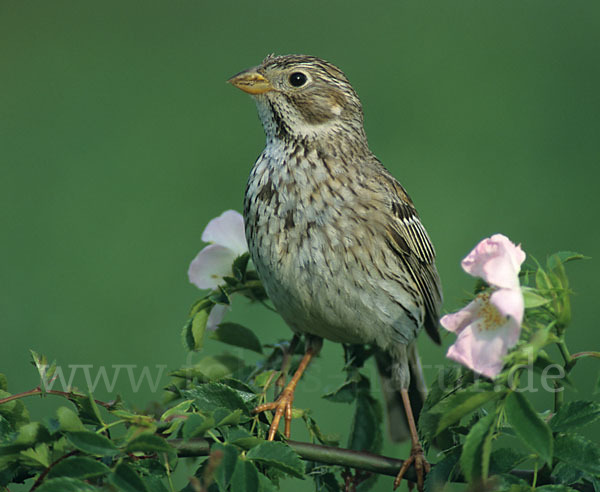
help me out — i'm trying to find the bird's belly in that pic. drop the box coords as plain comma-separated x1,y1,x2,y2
247,213,421,347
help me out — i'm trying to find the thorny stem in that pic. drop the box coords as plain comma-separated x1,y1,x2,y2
29,450,78,491
0,386,115,409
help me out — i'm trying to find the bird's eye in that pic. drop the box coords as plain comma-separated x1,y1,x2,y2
289,72,308,87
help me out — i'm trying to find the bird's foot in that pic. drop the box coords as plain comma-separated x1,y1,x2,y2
393,441,430,491
253,387,295,441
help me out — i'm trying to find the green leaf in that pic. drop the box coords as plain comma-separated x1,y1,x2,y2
423,448,460,492
108,463,149,492
348,392,382,453
194,354,247,381
13,422,50,446
160,399,193,421
19,443,51,468
322,372,367,404
56,406,85,432
521,286,550,308
0,374,7,391
212,442,240,489
489,448,529,475
66,431,118,456
47,456,111,479
551,461,584,486
504,391,553,466
233,253,251,281
191,310,209,351
186,382,249,414
215,408,244,427
547,251,589,270
36,477,98,492
554,433,600,475
422,385,504,437
230,459,259,492
182,413,216,439
549,400,600,432
460,412,495,482
246,441,305,478
210,323,263,354
125,433,172,454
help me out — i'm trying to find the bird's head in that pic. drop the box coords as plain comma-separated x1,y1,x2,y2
228,54,367,145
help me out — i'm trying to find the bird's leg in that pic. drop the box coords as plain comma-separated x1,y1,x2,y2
393,388,430,491
253,342,316,441
274,335,300,399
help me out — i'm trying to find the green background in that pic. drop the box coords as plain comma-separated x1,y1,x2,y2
2,1,599,490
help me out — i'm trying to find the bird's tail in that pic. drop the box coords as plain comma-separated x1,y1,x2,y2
374,345,427,442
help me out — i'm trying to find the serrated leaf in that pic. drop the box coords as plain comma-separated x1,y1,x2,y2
423,386,504,438
67,431,118,456
212,442,239,489
551,461,584,485
19,443,51,468
460,412,495,482
521,287,550,308
230,458,259,492
348,393,382,453
56,406,85,432
125,433,172,454
47,456,110,479
36,477,98,492
186,382,249,414
182,413,216,439
223,426,261,448
504,391,553,466
554,433,600,475
109,463,149,492
549,400,600,432
216,408,244,427
423,448,460,492
246,441,304,478
489,447,529,474
210,323,263,353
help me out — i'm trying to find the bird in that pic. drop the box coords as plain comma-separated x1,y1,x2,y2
228,54,442,490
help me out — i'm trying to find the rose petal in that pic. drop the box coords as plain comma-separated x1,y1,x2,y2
207,304,228,331
201,210,248,256
440,296,486,334
188,244,238,289
490,288,524,346
461,234,525,289
446,314,517,378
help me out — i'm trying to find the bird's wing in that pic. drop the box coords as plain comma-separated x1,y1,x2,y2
379,172,443,344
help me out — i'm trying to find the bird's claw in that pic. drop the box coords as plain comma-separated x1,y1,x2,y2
393,442,430,491
253,388,295,441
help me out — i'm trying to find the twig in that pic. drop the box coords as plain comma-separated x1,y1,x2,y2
170,438,594,491
0,386,115,409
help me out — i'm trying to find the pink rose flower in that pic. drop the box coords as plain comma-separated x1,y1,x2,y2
441,234,525,378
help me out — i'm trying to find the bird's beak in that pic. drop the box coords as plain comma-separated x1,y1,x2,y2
227,68,274,95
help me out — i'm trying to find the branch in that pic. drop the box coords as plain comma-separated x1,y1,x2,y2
171,438,594,491
0,386,116,409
